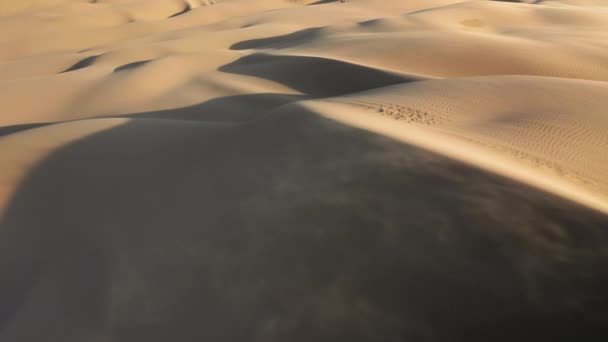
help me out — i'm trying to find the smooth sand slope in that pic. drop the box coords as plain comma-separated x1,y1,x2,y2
0,1,608,341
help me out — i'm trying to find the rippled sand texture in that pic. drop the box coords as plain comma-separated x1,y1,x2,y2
0,1,607,341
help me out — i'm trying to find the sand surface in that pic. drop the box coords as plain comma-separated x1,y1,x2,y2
1,1,608,341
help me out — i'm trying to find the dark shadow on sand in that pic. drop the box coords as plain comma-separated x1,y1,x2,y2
113,60,153,73
219,54,418,97
309,0,341,5
0,100,607,342
61,55,100,73
230,28,323,51
118,93,308,122
0,122,54,138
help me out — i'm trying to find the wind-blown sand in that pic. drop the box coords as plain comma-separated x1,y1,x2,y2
0,1,607,341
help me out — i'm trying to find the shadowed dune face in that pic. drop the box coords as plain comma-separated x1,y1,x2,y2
1,0,608,341
120,93,308,122
61,55,101,73
230,28,323,50
0,123,53,138
113,60,153,73
219,54,415,97
1,107,608,342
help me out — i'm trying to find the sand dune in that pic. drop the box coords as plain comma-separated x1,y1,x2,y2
1,1,607,341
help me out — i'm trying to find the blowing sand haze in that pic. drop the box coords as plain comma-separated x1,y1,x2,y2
0,0,608,341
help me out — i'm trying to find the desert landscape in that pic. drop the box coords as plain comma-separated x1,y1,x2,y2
0,0,607,341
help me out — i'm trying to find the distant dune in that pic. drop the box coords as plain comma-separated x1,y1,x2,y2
1,1,607,341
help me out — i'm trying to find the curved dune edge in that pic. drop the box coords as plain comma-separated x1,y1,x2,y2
0,118,129,218
306,100,608,215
